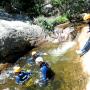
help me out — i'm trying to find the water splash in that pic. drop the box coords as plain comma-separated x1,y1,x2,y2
0,68,14,85
86,78,90,90
81,50,90,90
79,27,90,90
0,71,8,84
48,41,76,56
82,51,90,74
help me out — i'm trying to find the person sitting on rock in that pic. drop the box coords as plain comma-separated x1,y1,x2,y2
34,57,55,87
13,66,32,85
76,13,90,56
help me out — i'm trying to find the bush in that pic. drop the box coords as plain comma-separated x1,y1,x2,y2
55,15,68,24
34,15,68,31
51,0,89,20
34,16,54,31
1,0,44,16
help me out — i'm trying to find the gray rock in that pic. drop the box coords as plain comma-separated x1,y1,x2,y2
42,4,53,16
0,20,46,63
52,26,76,43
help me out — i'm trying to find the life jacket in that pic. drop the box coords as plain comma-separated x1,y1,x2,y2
18,72,29,82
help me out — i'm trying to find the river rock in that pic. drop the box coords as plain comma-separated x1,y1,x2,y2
52,24,76,43
0,63,9,71
0,20,46,63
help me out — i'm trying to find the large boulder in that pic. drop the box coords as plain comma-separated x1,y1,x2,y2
0,20,46,63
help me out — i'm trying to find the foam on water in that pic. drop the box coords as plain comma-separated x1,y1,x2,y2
49,41,76,56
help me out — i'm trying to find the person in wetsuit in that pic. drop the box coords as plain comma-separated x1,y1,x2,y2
13,66,32,85
35,57,55,87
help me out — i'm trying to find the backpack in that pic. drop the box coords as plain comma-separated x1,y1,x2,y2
46,67,55,80
40,62,55,80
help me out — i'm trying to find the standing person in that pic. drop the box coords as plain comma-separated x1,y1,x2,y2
13,66,32,85
34,57,55,87
76,13,90,56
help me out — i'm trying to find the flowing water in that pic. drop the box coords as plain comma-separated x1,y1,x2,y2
0,10,89,90
0,41,89,90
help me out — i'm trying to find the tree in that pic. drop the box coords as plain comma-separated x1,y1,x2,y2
0,0,44,17
51,0,89,19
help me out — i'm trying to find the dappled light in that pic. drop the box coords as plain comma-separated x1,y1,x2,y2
77,25,90,90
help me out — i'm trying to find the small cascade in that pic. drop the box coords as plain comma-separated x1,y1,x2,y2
48,41,76,56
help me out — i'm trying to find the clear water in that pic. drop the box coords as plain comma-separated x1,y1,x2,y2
0,42,88,90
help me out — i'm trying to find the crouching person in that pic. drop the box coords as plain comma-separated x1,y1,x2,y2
34,57,55,87
13,66,32,85
27,51,48,65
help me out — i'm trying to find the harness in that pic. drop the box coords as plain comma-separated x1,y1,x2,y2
18,72,29,81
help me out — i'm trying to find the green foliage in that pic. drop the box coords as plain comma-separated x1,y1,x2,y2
12,0,44,16
35,15,68,31
0,0,44,16
51,0,89,19
34,16,54,31
51,0,65,7
55,15,68,24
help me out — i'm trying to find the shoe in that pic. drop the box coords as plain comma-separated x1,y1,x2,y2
76,50,83,55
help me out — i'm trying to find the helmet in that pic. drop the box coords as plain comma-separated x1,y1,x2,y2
83,13,90,21
31,51,36,56
35,57,43,65
13,66,21,73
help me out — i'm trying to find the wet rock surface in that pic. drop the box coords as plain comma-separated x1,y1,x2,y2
48,23,77,43
0,41,88,90
0,9,30,21
0,20,46,63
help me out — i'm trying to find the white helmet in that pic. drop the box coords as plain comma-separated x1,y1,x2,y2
35,57,43,65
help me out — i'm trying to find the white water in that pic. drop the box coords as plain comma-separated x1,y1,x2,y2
49,41,76,56
77,25,90,90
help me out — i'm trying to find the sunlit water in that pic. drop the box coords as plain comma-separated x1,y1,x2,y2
82,51,90,90
77,25,90,90
0,20,89,90
48,41,76,56
0,41,88,90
